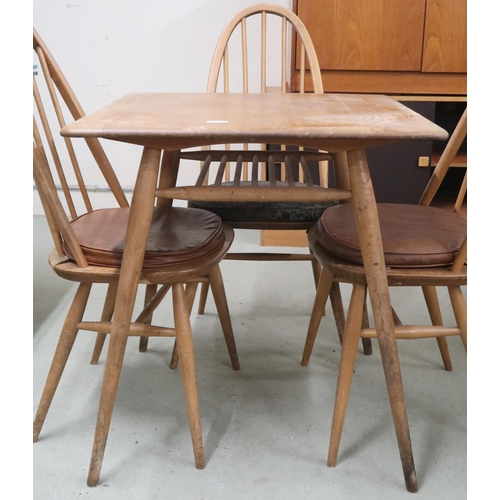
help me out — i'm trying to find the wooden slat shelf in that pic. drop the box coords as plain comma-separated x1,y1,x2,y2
431,151,467,168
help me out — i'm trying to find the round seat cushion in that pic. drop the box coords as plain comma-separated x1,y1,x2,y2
315,203,466,268
64,206,225,268
188,181,335,223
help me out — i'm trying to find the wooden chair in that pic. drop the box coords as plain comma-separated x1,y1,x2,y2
301,108,467,489
33,29,239,482
176,4,346,333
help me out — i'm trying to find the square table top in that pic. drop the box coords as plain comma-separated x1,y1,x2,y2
61,92,448,151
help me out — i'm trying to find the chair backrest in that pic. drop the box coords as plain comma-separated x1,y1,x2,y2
33,29,129,264
419,107,467,213
419,107,467,271
33,143,89,267
33,29,128,222
185,4,329,189
207,3,323,95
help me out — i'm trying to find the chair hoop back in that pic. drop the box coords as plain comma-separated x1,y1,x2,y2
177,4,331,194
207,3,323,94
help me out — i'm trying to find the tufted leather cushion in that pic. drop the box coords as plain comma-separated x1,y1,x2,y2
315,203,466,268
188,181,336,223
64,206,225,268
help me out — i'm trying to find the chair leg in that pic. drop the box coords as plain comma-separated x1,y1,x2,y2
90,282,118,365
197,281,210,315
169,341,179,369
169,282,198,370
302,267,335,366
172,282,205,469
328,283,366,467
310,246,326,316
448,285,467,351
328,280,345,343
34,282,92,442
139,284,158,353
208,265,240,371
422,285,453,371
309,247,322,289
361,299,373,355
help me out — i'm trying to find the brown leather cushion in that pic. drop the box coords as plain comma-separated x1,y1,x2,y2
315,203,466,268
64,206,225,268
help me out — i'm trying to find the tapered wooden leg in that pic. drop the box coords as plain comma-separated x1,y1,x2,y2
448,285,467,351
302,267,335,366
422,285,453,371
347,149,417,492
197,281,210,315
185,282,198,315
208,265,240,371
361,299,373,355
172,282,205,469
87,147,161,487
139,284,158,353
310,246,326,316
328,283,366,466
310,247,322,289
91,282,118,365
170,282,198,369
169,341,179,369
34,282,92,442
329,280,345,343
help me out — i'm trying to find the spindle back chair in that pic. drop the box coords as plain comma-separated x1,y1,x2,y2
33,29,240,485
177,4,343,322
301,107,467,486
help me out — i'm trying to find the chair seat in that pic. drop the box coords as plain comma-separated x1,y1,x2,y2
188,181,335,224
315,203,466,268
64,206,225,268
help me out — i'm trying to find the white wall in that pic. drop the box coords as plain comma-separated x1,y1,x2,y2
33,0,292,214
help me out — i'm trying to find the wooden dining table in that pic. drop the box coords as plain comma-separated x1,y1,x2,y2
61,92,448,491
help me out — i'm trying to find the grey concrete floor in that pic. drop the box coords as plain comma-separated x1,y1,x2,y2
33,215,467,499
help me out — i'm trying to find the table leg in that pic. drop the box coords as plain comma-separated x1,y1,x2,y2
87,147,162,487
346,149,418,493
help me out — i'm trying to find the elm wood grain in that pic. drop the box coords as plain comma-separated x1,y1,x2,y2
346,149,418,492
61,93,447,150
157,185,351,203
60,87,447,491
90,282,118,364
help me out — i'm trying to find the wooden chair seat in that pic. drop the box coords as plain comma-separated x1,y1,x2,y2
66,206,225,268
315,203,466,268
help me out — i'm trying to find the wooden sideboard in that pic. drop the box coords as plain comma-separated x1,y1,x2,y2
261,1,466,247
292,0,466,95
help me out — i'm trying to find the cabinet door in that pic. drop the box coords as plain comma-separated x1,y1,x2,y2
297,0,426,71
421,0,467,73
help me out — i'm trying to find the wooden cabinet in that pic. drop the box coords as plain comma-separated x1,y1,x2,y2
421,0,467,73
293,0,466,95
262,1,466,246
